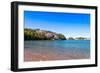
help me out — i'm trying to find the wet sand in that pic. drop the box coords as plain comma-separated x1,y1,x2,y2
24,48,89,62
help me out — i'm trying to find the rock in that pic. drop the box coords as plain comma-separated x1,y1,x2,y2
24,28,66,40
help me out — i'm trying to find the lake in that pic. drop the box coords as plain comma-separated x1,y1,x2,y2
24,40,90,61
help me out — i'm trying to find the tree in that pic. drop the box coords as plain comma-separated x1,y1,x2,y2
24,28,67,40
75,37,86,40
68,37,74,40
58,34,66,40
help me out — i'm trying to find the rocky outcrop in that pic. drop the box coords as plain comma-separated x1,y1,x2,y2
24,28,66,40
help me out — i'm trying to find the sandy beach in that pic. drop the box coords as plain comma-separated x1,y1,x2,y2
24,48,89,62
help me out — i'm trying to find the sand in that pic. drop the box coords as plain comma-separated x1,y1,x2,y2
24,48,89,62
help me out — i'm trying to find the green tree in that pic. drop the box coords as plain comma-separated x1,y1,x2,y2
68,37,74,40
24,28,67,40
75,37,86,40
58,34,66,40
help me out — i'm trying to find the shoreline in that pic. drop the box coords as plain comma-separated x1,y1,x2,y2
24,48,90,62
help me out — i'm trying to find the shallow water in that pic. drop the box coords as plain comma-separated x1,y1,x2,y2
24,40,90,61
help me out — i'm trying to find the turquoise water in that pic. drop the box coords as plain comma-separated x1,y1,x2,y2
24,40,90,59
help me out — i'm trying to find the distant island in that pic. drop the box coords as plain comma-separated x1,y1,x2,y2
24,28,90,40
67,37,90,40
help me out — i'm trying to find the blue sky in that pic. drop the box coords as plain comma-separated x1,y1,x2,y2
24,11,90,38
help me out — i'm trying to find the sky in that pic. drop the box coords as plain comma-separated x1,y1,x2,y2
24,11,90,38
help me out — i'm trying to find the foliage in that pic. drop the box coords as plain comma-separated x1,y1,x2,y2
68,37,75,40
24,28,66,40
58,34,66,40
75,37,87,40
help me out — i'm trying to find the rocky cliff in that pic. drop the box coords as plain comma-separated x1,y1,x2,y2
24,28,66,40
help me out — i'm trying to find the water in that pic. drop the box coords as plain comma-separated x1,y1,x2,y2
24,40,90,60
